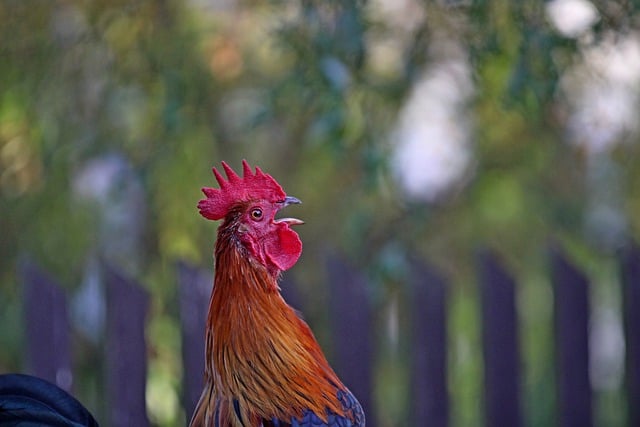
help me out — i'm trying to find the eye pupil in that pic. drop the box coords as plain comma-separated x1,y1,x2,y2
251,208,263,220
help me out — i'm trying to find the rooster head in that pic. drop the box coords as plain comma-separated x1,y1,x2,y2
198,160,303,272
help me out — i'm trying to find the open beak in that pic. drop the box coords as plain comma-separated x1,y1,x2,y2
275,196,304,225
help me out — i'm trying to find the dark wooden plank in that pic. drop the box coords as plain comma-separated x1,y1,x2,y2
409,259,449,427
176,261,211,422
20,258,72,391
550,247,592,427
104,264,150,427
326,254,374,427
477,250,523,427
620,243,640,427
280,275,305,314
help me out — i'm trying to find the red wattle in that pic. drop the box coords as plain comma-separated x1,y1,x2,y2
265,226,302,271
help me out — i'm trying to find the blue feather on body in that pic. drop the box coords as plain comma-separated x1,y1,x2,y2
265,388,364,427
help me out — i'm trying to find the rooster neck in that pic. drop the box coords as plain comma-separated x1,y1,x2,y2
203,231,346,423
209,241,288,340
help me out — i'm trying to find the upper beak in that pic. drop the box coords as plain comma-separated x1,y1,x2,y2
283,196,302,206
275,196,304,225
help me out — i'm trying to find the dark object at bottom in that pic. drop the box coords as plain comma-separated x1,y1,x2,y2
0,374,98,426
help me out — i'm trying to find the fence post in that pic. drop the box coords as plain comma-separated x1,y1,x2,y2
103,263,150,427
477,250,522,427
409,259,449,427
550,247,592,427
621,243,640,427
280,275,305,314
176,261,211,421
20,258,72,392
326,254,374,427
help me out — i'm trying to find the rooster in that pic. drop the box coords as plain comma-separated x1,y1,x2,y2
190,160,365,427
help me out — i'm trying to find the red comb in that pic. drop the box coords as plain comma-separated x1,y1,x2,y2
198,160,286,220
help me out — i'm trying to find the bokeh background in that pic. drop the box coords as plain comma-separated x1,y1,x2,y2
2,0,640,426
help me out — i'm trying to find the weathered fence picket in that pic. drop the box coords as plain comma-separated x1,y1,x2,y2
621,243,640,427
409,259,449,427
177,261,210,422
104,264,150,427
326,254,375,427
20,258,72,392
279,275,305,314
551,247,593,427
478,250,523,427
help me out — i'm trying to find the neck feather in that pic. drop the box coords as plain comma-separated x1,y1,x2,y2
203,227,345,422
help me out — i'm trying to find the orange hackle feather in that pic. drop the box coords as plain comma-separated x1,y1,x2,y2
190,161,351,427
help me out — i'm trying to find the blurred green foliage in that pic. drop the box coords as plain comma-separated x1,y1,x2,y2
1,0,640,426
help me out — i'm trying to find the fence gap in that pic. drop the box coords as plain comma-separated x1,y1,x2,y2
621,243,640,427
20,258,72,392
477,250,523,427
551,247,592,427
104,263,150,427
177,261,211,421
326,254,374,427
409,259,449,427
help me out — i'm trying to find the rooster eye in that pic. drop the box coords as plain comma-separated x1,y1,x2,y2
250,208,263,221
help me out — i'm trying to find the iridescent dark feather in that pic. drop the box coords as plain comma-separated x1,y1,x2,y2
200,388,363,427
265,389,365,427
0,374,98,427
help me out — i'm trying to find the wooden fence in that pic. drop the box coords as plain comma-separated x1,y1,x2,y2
16,243,640,427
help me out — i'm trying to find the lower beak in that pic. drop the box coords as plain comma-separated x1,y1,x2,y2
275,217,304,226
276,196,303,225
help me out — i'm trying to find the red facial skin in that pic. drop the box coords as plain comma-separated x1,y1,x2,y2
232,199,302,276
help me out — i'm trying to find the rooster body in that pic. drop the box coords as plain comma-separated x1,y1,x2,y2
190,161,364,427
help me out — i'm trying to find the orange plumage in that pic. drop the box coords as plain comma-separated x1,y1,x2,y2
190,161,364,427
